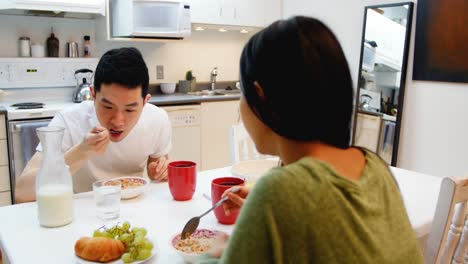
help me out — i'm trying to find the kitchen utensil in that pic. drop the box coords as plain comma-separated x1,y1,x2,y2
36,126,74,227
73,68,94,103
360,94,373,110
108,176,149,199
93,179,121,221
19,37,31,57
67,42,79,57
171,229,228,263
211,177,245,224
180,186,240,240
168,161,197,201
46,28,59,57
31,43,45,57
160,83,176,94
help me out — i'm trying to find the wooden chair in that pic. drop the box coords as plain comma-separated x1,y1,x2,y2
425,176,468,264
229,123,272,164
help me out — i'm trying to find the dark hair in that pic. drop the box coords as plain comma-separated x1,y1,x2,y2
240,16,354,148
94,47,149,98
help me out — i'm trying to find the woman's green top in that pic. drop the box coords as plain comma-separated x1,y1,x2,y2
197,150,424,263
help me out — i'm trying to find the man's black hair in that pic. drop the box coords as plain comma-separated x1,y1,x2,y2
94,47,149,98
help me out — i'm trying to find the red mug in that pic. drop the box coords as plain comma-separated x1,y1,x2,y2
168,161,197,201
211,177,245,224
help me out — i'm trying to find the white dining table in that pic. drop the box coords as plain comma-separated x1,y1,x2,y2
0,165,442,264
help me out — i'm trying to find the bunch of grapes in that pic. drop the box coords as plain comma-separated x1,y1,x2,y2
93,221,154,263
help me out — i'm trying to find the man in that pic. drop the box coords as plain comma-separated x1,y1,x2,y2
16,47,172,203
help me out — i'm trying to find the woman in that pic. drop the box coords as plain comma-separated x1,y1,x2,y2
198,16,423,263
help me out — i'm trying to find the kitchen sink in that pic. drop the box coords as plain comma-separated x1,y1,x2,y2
188,89,240,96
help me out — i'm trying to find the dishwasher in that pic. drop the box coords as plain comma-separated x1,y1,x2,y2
159,105,201,167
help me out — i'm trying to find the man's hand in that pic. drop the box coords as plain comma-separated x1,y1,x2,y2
148,155,168,181
82,126,110,154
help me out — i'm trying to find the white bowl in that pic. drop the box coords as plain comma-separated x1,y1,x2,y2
170,229,229,263
160,83,176,94
106,177,149,199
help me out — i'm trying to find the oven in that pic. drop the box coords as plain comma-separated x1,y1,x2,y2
0,57,99,203
8,118,52,202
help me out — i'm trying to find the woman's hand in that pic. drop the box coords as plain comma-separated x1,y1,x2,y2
222,186,251,216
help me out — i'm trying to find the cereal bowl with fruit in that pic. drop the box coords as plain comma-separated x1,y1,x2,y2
170,229,229,263
105,177,149,199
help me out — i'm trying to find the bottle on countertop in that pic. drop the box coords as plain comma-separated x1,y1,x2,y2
83,35,91,58
36,126,74,227
46,27,59,57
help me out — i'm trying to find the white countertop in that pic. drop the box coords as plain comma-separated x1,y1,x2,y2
0,166,442,263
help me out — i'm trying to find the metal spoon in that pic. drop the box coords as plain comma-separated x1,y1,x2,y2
180,186,241,240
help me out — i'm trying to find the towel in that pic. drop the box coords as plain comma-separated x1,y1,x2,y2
384,121,396,148
20,121,50,165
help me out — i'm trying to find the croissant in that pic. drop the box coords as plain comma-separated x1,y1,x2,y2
75,237,126,262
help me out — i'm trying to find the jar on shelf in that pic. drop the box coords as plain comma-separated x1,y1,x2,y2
83,35,91,57
19,37,31,57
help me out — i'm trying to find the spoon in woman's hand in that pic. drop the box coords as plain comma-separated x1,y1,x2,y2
180,186,241,240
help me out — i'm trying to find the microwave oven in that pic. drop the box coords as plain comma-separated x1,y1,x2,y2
111,0,191,39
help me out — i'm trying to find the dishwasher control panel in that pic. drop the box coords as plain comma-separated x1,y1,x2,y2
160,105,200,127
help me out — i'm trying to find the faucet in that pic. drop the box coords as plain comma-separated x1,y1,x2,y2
210,67,218,91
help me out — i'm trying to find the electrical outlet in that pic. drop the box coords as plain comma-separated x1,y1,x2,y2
156,65,164,79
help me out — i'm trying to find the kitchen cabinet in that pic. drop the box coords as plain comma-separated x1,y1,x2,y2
201,100,240,170
0,114,11,206
190,0,281,27
365,8,406,71
354,112,381,152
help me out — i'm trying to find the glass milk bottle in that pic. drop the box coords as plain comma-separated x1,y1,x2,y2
36,126,74,227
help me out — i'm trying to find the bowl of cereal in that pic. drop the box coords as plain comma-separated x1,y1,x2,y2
106,176,149,199
170,229,228,263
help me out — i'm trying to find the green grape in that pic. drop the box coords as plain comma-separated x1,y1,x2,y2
137,249,151,260
138,228,148,236
122,221,131,231
142,239,154,250
120,233,132,244
93,230,102,237
134,236,144,246
122,253,133,263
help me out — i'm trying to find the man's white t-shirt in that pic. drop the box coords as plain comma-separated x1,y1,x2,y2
37,101,172,193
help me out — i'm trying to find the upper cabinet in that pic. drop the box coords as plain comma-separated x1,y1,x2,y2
365,9,406,71
190,0,282,27
0,0,105,18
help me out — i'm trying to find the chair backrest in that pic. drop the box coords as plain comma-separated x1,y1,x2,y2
425,176,468,264
229,123,271,164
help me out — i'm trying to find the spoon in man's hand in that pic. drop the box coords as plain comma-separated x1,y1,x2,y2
180,186,241,240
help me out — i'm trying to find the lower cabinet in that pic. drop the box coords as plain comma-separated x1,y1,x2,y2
354,113,382,152
0,191,11,206
0,114,10,206
200,100,240,170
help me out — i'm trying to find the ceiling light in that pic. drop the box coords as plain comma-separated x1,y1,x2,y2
240,29,249,34
195,26,204,31
219,28,227,32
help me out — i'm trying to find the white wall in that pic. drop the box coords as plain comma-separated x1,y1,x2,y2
0,14,250,83
285,0,468,177
96,30,251,83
